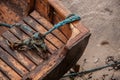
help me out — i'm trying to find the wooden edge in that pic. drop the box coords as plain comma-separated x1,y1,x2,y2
66,23,90,49
41,33,90,80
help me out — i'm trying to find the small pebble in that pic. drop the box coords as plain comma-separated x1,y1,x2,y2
94,58,99,63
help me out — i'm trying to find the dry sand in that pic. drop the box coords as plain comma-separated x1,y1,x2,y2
60,0,120,80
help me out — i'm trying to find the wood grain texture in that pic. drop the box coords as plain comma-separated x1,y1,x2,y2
0,71,9,80
0,59,21,79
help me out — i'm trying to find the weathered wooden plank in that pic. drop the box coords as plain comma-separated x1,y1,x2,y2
10,27,28,40
30,11,68,44
0,71,9,80
0,48,28,77
0,26,8,35
10,26,42,65
19,21,35,36
1,31,36,71
0,59,21,79
24,16,64,49
26,50,43,65
2,31,19,42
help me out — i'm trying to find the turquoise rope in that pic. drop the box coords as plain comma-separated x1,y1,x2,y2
0,23,33,33
43,14,81,37
0,23,12,28
11,23,33,33
63,61,120,78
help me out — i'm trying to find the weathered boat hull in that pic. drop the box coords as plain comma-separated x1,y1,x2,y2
0,0,90,80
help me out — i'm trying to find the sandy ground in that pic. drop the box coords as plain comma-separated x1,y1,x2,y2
60,0,120,80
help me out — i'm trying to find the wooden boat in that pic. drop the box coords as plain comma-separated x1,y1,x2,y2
0,0,90,80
